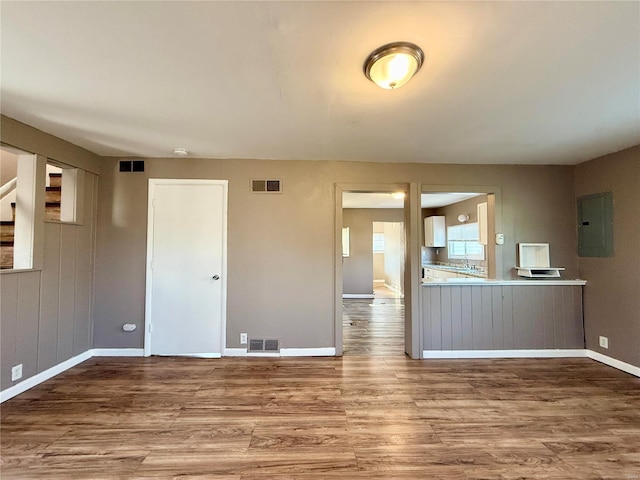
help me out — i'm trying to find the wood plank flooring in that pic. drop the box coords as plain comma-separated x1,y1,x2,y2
2,356,639,479
343,286,405,356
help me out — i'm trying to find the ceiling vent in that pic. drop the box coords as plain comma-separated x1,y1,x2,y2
251,179,282,193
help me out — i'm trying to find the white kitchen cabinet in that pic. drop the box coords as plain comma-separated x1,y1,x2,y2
424,216,446,247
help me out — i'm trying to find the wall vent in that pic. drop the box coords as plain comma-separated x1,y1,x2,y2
119,160,144,172
251,179,282,193
248,339,280,352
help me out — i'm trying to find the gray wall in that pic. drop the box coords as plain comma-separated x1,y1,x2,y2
0,116,100,391
94,157,580,350
575,145,640,368
343,209,404,295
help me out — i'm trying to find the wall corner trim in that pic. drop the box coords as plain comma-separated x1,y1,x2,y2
587,350,640,377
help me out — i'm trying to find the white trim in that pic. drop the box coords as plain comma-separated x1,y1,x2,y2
280,347,336,357
224,348,248,357
145,179,228,358
587,350,640,377
153,353,221,358
91,348,144,357
246,352,281,357
0,350,92,403
343,294,375,299
422,349,588,359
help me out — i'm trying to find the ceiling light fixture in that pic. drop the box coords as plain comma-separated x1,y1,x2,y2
364,42,424,90
174,148,189,156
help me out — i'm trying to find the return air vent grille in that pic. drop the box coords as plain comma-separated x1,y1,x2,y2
248,339,280,352
251,179,282,193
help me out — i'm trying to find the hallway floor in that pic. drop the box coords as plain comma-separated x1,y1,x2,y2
343,284,405,356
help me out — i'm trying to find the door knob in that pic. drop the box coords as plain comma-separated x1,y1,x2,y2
212,275,220,280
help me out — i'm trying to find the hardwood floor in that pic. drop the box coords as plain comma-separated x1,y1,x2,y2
343,284,405,356
2,356,639,479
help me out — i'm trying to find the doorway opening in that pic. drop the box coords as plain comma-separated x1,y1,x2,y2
341,192,406,356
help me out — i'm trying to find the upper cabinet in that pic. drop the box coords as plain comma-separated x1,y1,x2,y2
424,216,446,247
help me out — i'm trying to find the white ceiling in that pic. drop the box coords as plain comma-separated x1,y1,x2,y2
1,1,639,165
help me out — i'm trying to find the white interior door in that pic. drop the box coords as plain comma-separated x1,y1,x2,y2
145,179,227,356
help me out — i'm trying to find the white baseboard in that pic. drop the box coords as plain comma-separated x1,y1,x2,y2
0,350,92,403
343,294,375,299
422,349,589,359
280,347,336,357
223,348,247,357
587,350,640,377
91,348,145,357
224,347,336,357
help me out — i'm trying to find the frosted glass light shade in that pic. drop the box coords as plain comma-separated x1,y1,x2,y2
364,42,424,90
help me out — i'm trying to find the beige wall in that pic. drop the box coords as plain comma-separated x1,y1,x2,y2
94,157,579,351
0,118,100,391
575,145,640,368
343,209,404,295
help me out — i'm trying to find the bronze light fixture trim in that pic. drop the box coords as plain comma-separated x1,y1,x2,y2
363,41,425,90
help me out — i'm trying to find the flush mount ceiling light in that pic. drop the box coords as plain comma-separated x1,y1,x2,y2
364,41,424,90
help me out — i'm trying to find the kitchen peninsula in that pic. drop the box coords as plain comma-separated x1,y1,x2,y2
421,277,587,358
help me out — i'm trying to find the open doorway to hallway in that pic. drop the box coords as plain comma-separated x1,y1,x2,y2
341,192,406,356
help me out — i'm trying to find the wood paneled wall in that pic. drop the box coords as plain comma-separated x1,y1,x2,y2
422,285,584,351
0,173,97,390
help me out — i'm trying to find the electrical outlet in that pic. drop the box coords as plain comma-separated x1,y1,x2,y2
11,364,23,381
599,336,609,349
240,333,248,345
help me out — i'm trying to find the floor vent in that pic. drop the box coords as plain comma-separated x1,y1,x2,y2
248,339,280,352
251,179,282,193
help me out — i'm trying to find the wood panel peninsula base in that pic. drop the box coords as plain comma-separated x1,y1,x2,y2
422,279,587,357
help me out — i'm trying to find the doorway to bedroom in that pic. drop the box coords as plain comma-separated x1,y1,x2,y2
341,192,405,356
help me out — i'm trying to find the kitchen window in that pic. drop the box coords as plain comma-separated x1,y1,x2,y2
447,223,485,260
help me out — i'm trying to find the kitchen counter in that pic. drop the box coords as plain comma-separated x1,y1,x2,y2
423,263,487,279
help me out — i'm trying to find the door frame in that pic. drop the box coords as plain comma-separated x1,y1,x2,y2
335,183,422,358
144,178,228,357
